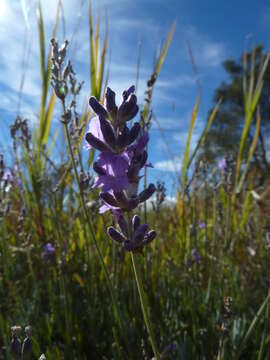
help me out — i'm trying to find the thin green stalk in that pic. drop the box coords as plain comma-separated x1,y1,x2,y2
258,301,270,360
61,102,125,340
131,253,160,360
235,290,270,359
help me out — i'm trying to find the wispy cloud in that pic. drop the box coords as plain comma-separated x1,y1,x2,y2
154,156,182,172
156,74,196,89
183,24,227,68
152,116,186,131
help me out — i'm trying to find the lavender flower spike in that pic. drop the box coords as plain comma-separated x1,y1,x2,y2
86,85,160,358
85,85,156,251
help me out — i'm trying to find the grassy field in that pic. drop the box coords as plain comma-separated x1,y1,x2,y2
0,3,270,360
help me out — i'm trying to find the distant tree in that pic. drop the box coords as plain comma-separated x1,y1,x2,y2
202,44,270,172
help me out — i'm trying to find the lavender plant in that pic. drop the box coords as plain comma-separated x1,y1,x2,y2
50,38,127,352
10,326,32,360
85,86,160,358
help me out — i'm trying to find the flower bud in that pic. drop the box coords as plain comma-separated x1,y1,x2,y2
118,94,138,123
106,87,116,112
21,337,32,359
143,230,156,245
132,215,141,232
100,192,119,207
135,133,149,156
139,151,148,168
116,126,129,148
128,122,140,144
93,162,106,176
118,215,128,237
138,183,156,203
107,226,126,243
122,85,135,101
113,191,128,208
85,133,110,152
99,115,116,148
89,97,107,117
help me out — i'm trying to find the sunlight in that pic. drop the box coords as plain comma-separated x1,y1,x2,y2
0,0,6,21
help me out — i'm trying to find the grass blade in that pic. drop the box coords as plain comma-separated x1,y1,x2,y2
236,291,270,359
181,93,200,190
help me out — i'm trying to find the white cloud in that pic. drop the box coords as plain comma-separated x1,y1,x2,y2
152,116,186,130
201,42,226,67
164,195,177,206
156,74,196,88
154,156,182,172
183,24,226,68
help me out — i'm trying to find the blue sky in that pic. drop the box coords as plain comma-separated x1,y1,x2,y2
0,0,269,199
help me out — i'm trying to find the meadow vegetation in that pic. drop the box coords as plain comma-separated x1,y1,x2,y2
0,2,270,360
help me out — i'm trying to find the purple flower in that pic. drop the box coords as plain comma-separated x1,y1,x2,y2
42,243,55,262
85,86,139,153
85,85,156,251
199,221,206,229
3,169,14,182
84,116,105,150
161,343,177,356
192,249,201,262
2,167,21,191
218,157,227,170
93,151,130,193
107,214,156,252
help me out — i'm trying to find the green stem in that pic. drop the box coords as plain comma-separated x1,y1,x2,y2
131,252,160,359
61,102,125,338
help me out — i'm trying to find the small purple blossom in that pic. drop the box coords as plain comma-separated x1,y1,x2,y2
161,342,177,357
1,166,21,191
107,214,156,252
218,157,227,170
42,243,55,262
192,249,201,263
84,116,105,150
3,169,14,183
199,221,206,229
92,151,130,193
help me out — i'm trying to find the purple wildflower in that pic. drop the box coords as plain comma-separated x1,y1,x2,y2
199,221,206,229
2,166,21,191
161,342,177,357
85,85,156,251
42,243,55,262
3,169,14,183
84,116,105,150
218,157,227,170
92,151,130,193
107,214,156,252
192,249,201,262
